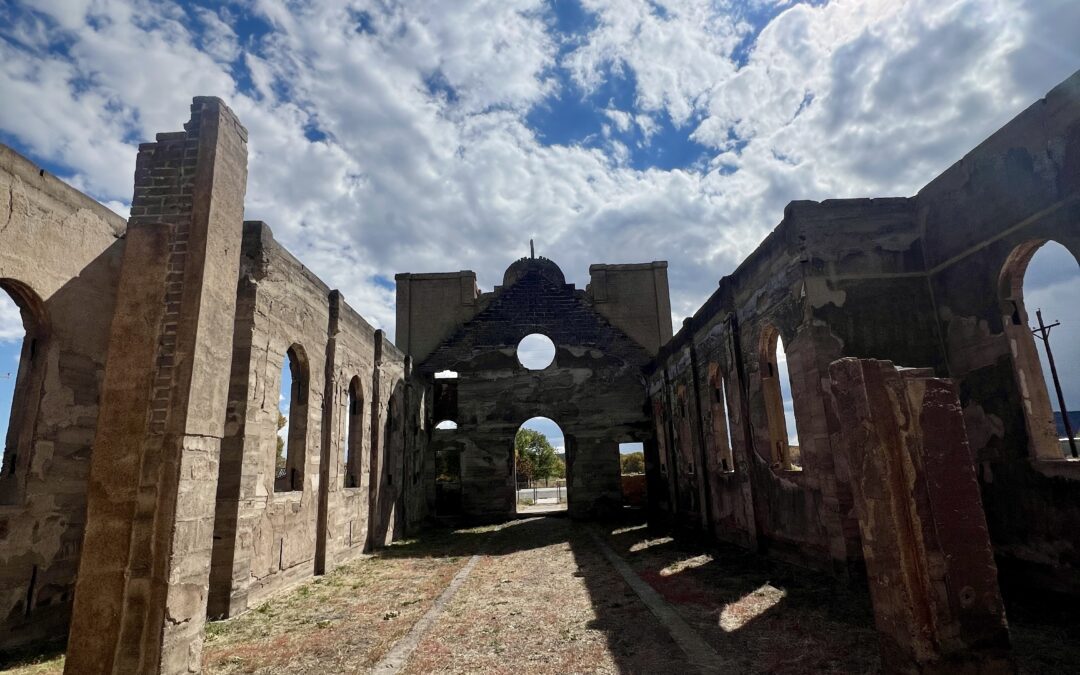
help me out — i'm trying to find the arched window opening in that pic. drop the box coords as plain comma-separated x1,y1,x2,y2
708,363,736,473
1000,240,1079,459
674,388,695,475
0,280,47,506
516,333,556,370
515,416,566,513
383,392,399,487
761,326,801,471
435,420,457,430
275,345,309,492
652,399,670,476
344,377,363,488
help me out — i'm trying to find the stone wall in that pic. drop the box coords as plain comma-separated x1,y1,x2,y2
405,256,668,520
66,97,249,673
208,222,422,619
827,359,1011,672
0,99,423,670
0,145,126,650
918,72,1080,594
647,70,1080,593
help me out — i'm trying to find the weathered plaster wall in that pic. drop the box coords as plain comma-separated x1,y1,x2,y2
0,145,126,650
411,257,659,520
394,271,480,363
647,70,1080,594
917,70,1080,593
66,97,249,674
208,221,331,616
588,262,673,355
208,222,422,619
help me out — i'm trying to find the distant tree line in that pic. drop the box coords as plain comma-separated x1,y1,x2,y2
620,451,644,475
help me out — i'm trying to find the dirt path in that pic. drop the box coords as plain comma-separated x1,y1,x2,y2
5,514,1077,674
399,516,692,674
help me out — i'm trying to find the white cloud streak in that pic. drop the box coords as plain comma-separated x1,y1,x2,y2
0,0,1077,341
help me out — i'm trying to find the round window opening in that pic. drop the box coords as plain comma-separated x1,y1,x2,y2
517,333,556,370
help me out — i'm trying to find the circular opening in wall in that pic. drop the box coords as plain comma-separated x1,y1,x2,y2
517,333,556,370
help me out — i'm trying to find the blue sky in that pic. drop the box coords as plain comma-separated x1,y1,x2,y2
1,0,1079,447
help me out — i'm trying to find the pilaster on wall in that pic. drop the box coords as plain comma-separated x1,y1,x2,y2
66,98,248,675
827,358,1012,673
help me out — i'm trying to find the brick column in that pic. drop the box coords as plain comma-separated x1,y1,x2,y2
66,97,248,674
826,358,1012,673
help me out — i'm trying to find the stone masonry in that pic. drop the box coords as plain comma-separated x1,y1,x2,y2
0,71,1076,673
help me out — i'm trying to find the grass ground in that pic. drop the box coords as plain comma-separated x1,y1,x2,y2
2,513,1078,674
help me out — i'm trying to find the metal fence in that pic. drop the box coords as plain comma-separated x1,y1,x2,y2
516,479,566,506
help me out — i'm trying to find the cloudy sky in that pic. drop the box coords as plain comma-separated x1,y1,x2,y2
1,0,1078,448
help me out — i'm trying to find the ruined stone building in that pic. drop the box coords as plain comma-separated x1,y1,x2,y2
0,67,1077,673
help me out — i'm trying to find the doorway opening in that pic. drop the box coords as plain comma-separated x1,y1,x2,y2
619,442,647,508
1000,239,1079,459
515,416,567,513
0,280,47,506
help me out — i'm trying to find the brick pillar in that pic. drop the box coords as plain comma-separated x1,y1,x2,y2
66,97,248,674
826,358,1013,674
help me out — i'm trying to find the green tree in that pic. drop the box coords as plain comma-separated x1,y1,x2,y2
552,455,566,479
515,428,560,482
620,451,645,475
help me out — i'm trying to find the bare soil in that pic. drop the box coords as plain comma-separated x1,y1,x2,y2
3,512,1078,674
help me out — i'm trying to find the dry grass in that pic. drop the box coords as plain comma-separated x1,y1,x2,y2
0,649,63,675
4,515,1079,675
202,530,478,674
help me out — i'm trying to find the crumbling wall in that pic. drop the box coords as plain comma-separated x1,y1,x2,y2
0,99,422,668
208,221,331,616
66,97,249,674
209,223,421,618
0,145,126,650
412,257,659,520
316,295,379,573
647,70,1080,597
827,359,1012,673
395,271,480,363
917,70,1080,593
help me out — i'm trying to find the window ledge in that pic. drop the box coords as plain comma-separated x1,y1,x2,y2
1031,457,1080,481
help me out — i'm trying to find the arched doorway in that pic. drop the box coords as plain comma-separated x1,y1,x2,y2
0,279,48,506
515,416,567,514
760,325,802,470
1000,239,1079,458
997,238,1075,457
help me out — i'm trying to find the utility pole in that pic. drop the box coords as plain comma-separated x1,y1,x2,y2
1032,308,1077,459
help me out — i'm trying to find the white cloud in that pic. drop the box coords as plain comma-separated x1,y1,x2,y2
0,293,22,343
0,0,1077,349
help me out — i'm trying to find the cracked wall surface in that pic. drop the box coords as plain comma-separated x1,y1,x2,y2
0,68,1076,675
648,70,1080,596
401,258,672,520
0,100,424,671
0,145,125,651
207,221,422,620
